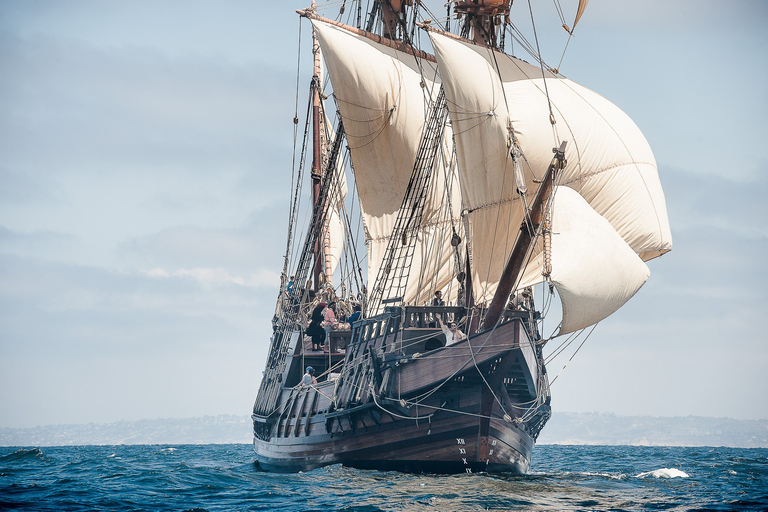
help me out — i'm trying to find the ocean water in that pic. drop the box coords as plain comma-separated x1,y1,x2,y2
1,444,766,511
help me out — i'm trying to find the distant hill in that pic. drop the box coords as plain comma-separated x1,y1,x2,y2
1,413,766,447
0,415,252,447
537,412,768,448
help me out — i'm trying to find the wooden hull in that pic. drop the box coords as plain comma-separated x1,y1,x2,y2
254,408,534,474
253,315,550,474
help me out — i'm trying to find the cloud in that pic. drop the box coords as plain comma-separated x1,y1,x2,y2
0,252,276,426
120,223,285,273
0,31,294,184
0,19,307,266
662,167,768,237
0,167,64,206
544,162,768,420
576,0,768,33
0,27,297,269
0,225,76,249
0,253,276,349
141,266,279,289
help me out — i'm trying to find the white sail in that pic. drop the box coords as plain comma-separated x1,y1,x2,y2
428,31,541,303
549,187,650,334
505,78,672,262
313,19,462,306
428,31,672,303
324,164,347,279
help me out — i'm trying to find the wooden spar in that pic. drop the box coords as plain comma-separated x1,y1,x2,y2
482,141,567,329
311,15,323,292
297,9,436,63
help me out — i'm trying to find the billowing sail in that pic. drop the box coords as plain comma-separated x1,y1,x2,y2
549,187,649,334
312,19,462,305
428,30,671,305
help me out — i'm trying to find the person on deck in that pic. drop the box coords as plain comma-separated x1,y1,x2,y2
306,302,326,351
510,287,533,311
437,315,465,346
429,290,445,327
323,303,339,352
286,275,295,297
348,304,362,324
301,366,317,386
324,302,338,327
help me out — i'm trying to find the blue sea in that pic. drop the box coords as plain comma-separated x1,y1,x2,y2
1,444,766,511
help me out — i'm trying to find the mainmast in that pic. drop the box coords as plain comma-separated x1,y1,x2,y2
427,1,515,320
380,0,406,40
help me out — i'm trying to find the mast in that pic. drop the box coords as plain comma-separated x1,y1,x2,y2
431,1,510,316
483,141,566,329
316,31,335,288
380,0,405,40
454,0,511,47
311,1,324,292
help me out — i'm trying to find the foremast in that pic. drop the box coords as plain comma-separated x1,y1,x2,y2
483,142,566,329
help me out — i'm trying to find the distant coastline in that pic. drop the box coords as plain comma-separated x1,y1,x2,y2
536,412,768,448
1,413,766,448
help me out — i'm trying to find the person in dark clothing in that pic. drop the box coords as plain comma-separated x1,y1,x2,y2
429,290,445,327
306,302,327,351
348,304,362,324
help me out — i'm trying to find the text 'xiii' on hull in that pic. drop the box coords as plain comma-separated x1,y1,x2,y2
252,0,672,474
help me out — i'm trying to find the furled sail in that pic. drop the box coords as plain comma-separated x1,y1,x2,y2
549,186,649,334
312,19,462,305
428,30,672,304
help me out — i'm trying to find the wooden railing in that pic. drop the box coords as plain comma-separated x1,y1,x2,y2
401,306,465,328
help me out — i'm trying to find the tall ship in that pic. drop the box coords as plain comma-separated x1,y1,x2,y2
252,0,672,473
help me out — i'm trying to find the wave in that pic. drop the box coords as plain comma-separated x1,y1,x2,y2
636,468,689,479
0,447,47,464
528,470,627,480
2,445,764,512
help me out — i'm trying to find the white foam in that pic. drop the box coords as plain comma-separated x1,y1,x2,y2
636,468,689,479
530,470,627,480
581,471,627,480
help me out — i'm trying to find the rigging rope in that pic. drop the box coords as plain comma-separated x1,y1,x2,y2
527,0,560,147
366,87,450,314
282,18,306,296
549,323,597,385
273,0,556,432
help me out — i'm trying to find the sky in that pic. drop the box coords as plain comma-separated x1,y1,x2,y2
0,0,766,429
